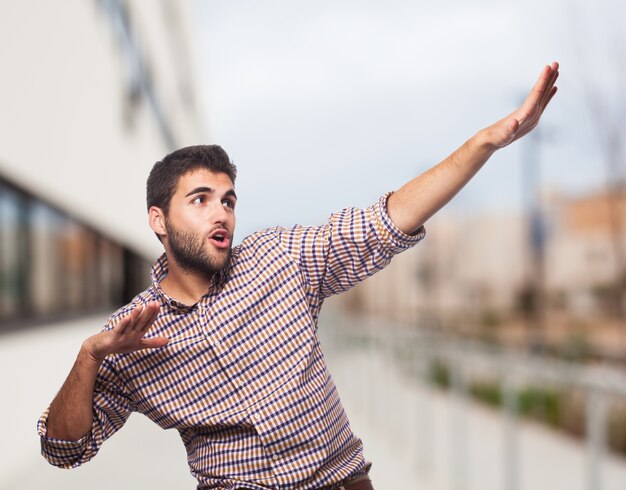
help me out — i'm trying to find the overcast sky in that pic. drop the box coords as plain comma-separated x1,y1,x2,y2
193,0,625,241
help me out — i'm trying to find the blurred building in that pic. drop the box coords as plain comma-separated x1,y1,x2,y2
546,187,626,315
0,0,205,329
341,211,528,326
342,187,626,326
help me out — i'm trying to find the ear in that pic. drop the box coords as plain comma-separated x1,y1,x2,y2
149,206,167,237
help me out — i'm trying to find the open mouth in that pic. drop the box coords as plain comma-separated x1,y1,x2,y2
209,232,230,249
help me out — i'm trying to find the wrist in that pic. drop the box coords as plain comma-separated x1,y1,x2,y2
472,129,499,154
80,336,108,366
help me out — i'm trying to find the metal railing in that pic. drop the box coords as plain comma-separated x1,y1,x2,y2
323,310,626,490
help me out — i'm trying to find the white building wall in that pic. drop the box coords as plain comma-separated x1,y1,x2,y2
0,0,205,258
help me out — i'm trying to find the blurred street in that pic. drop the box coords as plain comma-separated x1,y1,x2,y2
2,307,625,489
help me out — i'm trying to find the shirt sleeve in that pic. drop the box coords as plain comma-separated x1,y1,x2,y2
276,191,425,300
37,354,135,469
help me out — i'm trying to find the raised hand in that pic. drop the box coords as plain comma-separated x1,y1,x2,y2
481,61,559,149
84,301,168,363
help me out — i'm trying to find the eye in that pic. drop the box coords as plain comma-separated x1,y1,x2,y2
192,196,205,204
222,199,235,209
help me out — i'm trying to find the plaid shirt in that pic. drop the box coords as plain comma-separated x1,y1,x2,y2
38,192,425,489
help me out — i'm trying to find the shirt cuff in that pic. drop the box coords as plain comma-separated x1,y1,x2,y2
373,191,426,254
37,408,92,468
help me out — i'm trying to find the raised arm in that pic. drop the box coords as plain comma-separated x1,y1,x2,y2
45,301,167,441
387,62,559,234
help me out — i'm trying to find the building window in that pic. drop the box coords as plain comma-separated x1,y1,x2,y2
0,183,26,319
0,177,151,330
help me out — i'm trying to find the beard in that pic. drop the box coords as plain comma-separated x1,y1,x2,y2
164,219,232,277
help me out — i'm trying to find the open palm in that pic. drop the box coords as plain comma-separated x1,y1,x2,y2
86,301,168,362
486,62,559,149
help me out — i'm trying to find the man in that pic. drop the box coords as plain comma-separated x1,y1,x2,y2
38,62,559,489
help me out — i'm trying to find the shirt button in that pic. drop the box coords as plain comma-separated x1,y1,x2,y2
253,413,262,421
272,454,279,461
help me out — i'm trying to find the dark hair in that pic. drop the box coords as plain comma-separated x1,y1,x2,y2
146,145,237,214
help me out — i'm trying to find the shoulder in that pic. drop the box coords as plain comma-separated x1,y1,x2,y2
237,226,292,251
236,224,323,254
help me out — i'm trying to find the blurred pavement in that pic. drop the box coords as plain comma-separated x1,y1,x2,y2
1,311,625,489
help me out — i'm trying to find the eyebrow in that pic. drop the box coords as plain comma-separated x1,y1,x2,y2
185,186,237,200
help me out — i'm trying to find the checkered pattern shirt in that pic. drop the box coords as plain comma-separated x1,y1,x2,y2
38,192,425,489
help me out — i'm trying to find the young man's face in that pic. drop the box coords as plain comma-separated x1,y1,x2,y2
161,168,237,276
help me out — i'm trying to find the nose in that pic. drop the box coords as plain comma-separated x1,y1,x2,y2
212,202,229,225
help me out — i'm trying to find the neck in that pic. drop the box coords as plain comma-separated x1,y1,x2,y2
160,258,214,306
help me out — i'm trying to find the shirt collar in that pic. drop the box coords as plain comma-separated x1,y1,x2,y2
150,250,237,307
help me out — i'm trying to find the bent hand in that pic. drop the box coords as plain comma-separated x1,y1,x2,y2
479,61,559,150
83,301,168,363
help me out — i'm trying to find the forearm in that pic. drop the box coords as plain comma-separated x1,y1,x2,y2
46,343,103,441
387,130,496,234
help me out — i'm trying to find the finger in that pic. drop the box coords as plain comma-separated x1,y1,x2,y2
133,301,161,333
524,64,552,109
140,303,161,333
545,63,559,90
130,303,157,333
523,63,558,116
520,65,559,127
545,61,559,86
540,69,559,108
138,336,169,350
544,67,559,93
115,305,142,335
113,315,131,336
539,86,558,116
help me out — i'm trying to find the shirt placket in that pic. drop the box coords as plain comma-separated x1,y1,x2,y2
195,300,281,487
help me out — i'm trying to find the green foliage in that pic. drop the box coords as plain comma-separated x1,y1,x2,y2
426,366,626,456
517,386,563,427
469,381,502,407
428,359,450,388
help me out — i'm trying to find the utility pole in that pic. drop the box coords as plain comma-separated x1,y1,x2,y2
522,126,546,352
